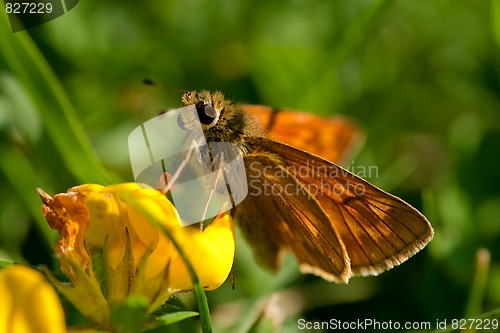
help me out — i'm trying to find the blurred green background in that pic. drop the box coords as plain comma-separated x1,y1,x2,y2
1,0,500,332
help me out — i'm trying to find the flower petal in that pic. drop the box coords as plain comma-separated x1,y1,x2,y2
0,265,66,333
39,187,90,272
168,213,235,291
81,185,127,270
105,183,181,273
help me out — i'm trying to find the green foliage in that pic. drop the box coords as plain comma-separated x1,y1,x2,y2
110,296,150,333
1,0,500,332
144,311,199,332
0,259,14,268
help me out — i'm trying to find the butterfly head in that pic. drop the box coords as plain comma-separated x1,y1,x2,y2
181,90,231,129
180,90,253,143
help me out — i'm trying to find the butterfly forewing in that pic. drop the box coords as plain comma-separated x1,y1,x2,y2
242,137,433,280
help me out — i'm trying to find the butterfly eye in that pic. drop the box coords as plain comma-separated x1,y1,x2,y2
195,102,218,125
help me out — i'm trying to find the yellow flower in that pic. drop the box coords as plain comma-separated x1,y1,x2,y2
38,183,235,329
0,265,66,333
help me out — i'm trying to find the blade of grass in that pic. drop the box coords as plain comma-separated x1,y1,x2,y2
221,297,269,333
465,248,491,319
0,144,57,247
324,0,396,68
0,10,117,185
301,0,396,106
491,0,500,47
0,259,14,268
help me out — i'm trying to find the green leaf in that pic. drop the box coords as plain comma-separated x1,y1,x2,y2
149,296,187,317
110,296,150,333
144,311,199,331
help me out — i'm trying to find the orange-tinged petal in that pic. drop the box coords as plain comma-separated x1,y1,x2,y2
0,265,66,333
39,188,90,271
168,213,235,291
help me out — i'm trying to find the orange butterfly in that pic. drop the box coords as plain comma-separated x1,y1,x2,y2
177,91,433,283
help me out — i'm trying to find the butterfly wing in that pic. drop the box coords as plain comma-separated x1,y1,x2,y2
241,105,363,165
236,148,351,283
238,137,433,281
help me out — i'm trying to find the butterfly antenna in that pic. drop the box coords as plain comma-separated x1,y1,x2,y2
142,78,161,88
142,78,188,94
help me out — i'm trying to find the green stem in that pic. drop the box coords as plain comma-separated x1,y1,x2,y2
464,248,491,320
